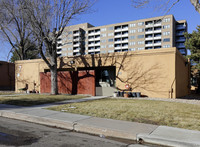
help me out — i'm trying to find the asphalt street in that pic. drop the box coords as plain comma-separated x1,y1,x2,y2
0,117,132,147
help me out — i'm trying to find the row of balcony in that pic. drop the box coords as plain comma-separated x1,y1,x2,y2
88,49,101,52
114,40,129,44
114,46,128,50
88,37,101,41
114,27,129,32
88,43,101,47
145,42,162,47
88,31,101,36
145,29,162,34
145,36,162,40
145,23,162,28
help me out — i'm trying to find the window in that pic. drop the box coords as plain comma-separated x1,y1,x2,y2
68,47,72,50
101,50,106,54
138,22,144,26
129,42,135,46
163,32,170,36
163,25,170,29
130,23,136,27
138,47,144,50
163,38,170,42
108,44,114,48
108,26,114,30
138,28,144,32
68,31,72,35
163,45,171,48
101,34,106,37
101,39,106,43
108,50,114,53
129,36,135,39
108,33,114,36
101,28,107,32
129,29,136,33
138,35,144,39
67,42,72,45
163,18,170,22
138,41,144,45
68,53,73,56
108,39,114,42
129,48,136,51
101,45,106,48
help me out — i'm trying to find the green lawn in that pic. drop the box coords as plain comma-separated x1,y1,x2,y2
0,94,87,106
48,98,200,131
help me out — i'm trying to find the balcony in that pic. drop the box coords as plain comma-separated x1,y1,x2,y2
122,27,128,31
88,38,95,41
122,40,128,43
73,38,80,41
145,31,153,34
73,43,80,47
73,49,80,53
145,37,153,40
154,42,162,46
115,46,121,50
73,33,80,36
94,48,100,52
145,44,153,47
94,37,100,41
88,32,95,36
154,30,162,33
114,28,122,32
154,23,162,27
57,46,62,49
154,36,162,40
57,50,62,54
115,40,121,44
88,49,95,52
95,42,100,46
88,43,95,47
122,46,128,49
114,34,122,38
121,33,128,37
176,26,186,30
95,31,100,35
176,44,185,48
176,32,184,36
145,24,153,28
176,38,186,42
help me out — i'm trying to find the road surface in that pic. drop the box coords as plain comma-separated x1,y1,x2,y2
0,117,131,147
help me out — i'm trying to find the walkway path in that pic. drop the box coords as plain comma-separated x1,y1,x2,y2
0,96,200,147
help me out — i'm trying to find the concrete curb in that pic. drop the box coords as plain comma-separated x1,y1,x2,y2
0,110,157,141
137,126,200,147
0,111,74,130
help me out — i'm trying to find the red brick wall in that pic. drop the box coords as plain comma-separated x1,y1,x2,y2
77,70,95,96
40,72,51,93
0,62,15,90
40,70,95,96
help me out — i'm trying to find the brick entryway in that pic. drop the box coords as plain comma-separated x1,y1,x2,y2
40,70,95,96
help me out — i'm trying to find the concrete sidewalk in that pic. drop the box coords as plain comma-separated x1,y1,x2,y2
0,96,200,147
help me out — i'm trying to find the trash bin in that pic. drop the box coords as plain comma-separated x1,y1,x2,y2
132,92,137,97
136,92,141,97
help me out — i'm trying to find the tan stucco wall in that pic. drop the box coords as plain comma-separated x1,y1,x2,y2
15,47,190,98
175,51,190,98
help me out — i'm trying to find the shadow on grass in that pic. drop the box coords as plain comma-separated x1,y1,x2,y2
0,94,88,107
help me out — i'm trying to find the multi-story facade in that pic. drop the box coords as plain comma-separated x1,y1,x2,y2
57,15,187,57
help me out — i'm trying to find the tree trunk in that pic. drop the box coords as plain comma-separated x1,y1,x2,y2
50,66,58,95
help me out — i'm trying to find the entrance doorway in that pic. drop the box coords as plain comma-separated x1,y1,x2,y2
95,66,116,96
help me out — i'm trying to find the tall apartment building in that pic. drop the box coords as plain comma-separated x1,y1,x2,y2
57,15,187,57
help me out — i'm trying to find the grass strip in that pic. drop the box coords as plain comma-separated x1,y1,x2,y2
48,98,200,131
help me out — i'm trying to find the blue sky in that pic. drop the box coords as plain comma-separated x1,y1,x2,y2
0,0,200,61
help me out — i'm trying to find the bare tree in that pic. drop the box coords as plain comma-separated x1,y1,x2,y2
24,0,94,94
0,0,38,61
131,0,200,14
